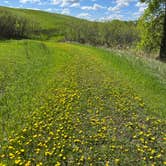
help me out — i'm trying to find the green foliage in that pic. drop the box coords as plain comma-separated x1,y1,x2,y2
0,9,40,39
137,0,165,52
65,20,139,48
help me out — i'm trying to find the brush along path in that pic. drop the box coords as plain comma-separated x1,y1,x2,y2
0,43,166,166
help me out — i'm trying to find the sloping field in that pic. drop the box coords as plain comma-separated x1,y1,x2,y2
0,6,82,29
0,6,89,40
0,40,165,165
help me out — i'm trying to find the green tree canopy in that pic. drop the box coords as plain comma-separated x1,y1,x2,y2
138,0,166,59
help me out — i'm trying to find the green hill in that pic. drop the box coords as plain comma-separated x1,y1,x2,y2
0,6,138,47
0,6,84,29
0,6,90,40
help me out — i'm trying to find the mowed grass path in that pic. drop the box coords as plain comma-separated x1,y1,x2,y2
0,41,165,165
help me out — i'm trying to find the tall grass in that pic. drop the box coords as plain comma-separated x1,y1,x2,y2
92,46,166,118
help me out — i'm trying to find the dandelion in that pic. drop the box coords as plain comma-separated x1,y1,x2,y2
80,156,84,162
25,161,31,166
55,161,61,166
115,159,120,164
9,153,15,159
36,162,43,166
105,161,109,166
15,159,21,164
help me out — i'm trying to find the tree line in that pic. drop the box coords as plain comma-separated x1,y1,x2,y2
138,0,166,60
0,9,139,48
65,20,139,48
0,9,40,39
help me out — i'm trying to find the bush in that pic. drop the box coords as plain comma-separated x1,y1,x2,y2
0,10,40,39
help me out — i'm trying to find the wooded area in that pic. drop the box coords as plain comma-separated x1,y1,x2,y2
138,0,166,59
0,0,165,59
0,9,40,39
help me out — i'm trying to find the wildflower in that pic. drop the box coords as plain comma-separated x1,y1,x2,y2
8,146,14,150
20,149,25,153
9,153,15,159
15,159,21,164
55,161,61,166
22,128,27,132
58,154,63,157
36,162,43,166
156,154,161,158
49,131,54,135
1,155,5,158
63,156,66,160
115,159,120,164
105,161,109,166
80,156,84,161
25,161,31,166
149,156,153,159
151,149,155,154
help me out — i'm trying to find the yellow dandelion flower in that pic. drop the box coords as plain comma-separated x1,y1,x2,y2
45,151,52,156
49,131,54,135
55,161,61,166
25,161,31,166
20,149,25,153
58,154,63,157
105,161,109,166
15,159,21,164
156,154,161,158
150,156,153,159
151,149,155,154
1,154,5,158
9,153,15,159
22,128,27,132
63,156,66,160
115,159,120,164
8,146,14,150
151,137,155,141
36,162,43,166
80,156,84,161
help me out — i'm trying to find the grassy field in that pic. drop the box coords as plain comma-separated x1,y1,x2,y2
0,40,165,165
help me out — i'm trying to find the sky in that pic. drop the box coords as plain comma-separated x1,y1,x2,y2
0,0,148,21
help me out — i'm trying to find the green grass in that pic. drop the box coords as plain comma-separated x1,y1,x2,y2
0,40,72,138
0,40,165,165
88,46,166,118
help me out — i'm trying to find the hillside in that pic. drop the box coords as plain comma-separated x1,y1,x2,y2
0,6,138,47
0,6,84,29
0,40,165,165
0,6,90,40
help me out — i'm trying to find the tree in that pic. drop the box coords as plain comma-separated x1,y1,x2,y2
0,10,40,39
140,0,166,59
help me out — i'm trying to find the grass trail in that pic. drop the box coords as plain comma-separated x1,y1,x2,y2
0,40,72,138
0,41,165,165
